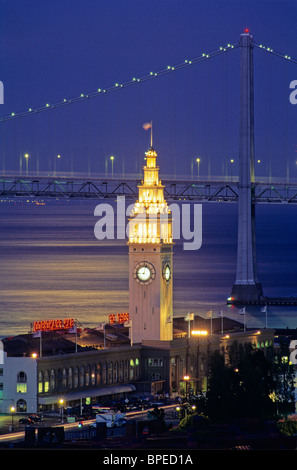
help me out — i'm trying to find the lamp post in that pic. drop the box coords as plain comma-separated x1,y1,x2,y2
54,154,61,176
230,158,234,181
10,406,15,431
191,330,208,394
24,154,29,175
183,375,190,400
110,155,114,177
196,158,200,179
59,399,64,423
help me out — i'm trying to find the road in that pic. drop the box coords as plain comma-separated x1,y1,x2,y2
0,405,179,444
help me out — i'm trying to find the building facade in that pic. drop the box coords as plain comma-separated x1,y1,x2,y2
0,327,274,414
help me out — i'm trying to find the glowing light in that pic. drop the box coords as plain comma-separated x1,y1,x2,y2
244,28,249,33
191,330,208,336
2,40,238,122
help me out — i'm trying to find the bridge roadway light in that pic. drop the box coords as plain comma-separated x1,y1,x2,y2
196,158,200,178
24,154,29,175
54,154,61,175
110,155,114,177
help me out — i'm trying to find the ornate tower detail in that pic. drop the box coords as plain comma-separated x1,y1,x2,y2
128,144,173,343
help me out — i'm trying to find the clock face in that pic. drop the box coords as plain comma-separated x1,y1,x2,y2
137,266,151,281
163,262,171,282
134,261,156,285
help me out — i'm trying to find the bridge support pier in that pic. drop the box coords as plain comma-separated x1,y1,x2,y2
231,31,263,302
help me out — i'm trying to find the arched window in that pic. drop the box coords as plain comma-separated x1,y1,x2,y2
107,362,113,384
113,361,118,383
62,368,67,389
74,367,79,388
119,361,124,382
17,371,27,393
79,366,85,387
44,371,49,393
85,364,90,387
68,367,73,389
96,363,102,385
124,360,129,381
130,359,134,380
102,363,107,384
38,371,43,394
50,370,55,392
16,399,27,413
91,364,96,386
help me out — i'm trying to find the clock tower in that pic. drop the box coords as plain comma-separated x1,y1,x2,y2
128,144,173,344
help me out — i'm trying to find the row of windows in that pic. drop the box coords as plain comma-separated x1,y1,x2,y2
38,359,140,394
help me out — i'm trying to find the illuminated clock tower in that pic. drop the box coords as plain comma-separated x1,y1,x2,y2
128,144,173,344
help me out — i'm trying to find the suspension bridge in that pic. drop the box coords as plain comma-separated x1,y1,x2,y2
1,29,296,305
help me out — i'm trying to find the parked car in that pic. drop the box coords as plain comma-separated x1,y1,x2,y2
19,417,33,425
28,414,43,422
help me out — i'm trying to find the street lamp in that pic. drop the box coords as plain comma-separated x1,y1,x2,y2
10,406,15,431
54,154,61,175
110,155,114,177
183,375,190,400
229,158,234,181
24,154,29,175
196,158,200,179
59,398,64,423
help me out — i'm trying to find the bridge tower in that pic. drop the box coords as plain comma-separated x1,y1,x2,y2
231,31,263,302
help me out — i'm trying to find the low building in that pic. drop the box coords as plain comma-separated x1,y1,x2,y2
0,317,275,414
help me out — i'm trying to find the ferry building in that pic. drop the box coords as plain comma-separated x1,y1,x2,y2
0,144,274,414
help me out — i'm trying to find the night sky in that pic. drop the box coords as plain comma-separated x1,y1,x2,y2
0,0,297,178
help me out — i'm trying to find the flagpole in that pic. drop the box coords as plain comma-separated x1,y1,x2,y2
40,331,42,358
75,326,77,354
211,311,212,335
150,120,153,148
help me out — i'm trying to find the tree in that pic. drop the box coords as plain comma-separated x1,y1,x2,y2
204,341,293,422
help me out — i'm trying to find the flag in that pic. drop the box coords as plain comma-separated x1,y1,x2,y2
206,310,212,318
124,320,132,328
68,325,77,333
239,307,246,315
33,330,41,338
184,313,194,321
97,322,106,331
142,122,152,130
261,305,267,313
217,310,223,317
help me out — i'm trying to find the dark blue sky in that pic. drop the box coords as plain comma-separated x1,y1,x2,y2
0,0,297,178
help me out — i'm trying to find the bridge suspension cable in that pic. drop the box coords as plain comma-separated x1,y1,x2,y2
0,41,239,123
254,42,297,65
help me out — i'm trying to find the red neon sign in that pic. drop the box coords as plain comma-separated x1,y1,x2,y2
108,313,129,325
33,318,74,332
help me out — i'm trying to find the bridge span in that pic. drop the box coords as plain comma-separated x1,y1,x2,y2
1,174,297,204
